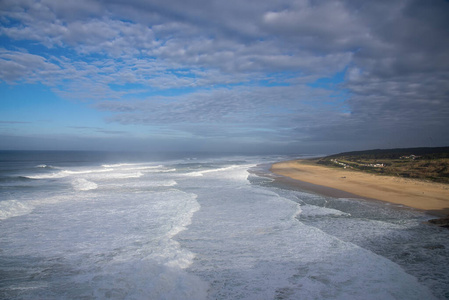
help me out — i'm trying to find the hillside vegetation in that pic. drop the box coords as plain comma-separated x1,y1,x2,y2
316,147,449,184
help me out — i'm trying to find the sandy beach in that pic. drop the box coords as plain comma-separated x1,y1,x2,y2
271,159,449,216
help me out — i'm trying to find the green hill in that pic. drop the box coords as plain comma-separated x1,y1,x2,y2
316,147,449,184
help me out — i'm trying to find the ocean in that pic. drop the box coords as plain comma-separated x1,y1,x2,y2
0,151,448,299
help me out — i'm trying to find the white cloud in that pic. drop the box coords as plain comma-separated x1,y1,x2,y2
1,0,449,151
0,49,61,82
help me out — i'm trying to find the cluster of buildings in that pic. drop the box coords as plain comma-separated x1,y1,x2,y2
360,163,385,168
330,159,384,169
400,155,420,160
330,159,351,169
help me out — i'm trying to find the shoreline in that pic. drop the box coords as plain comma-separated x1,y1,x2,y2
271,159,449,217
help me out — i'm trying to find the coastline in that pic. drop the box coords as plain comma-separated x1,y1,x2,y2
271,159,449,217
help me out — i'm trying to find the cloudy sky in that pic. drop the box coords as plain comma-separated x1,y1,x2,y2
1,0,448,154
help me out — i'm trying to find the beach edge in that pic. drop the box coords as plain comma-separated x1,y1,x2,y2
270,158,449,217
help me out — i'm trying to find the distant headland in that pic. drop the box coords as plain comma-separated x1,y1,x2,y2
316,146,449,184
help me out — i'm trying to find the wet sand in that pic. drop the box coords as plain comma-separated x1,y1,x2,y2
271,159,449,216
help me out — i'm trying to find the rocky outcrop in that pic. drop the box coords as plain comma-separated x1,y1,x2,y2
427,216,449,229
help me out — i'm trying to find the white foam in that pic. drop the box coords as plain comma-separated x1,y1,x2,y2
1,157,443,299
86,262,208,300
71,178,98,191
144,168,177,173
102,164,176,174
96,171,144,179
184,171,204,177
26,168,112,179
26,169,145,181
101,163,140,168
121,165,165,171
35,164,58,169
184,165,236,176
0,187,207,298
300,205,351,217
0,200,34,220
178,166,436,300
185,164,253,178
25,171,69,179
101,179,178,189
65,169,111,175
167,195,200,239
161,180,177,187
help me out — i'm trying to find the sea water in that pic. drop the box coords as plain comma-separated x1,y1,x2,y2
0,151,448,299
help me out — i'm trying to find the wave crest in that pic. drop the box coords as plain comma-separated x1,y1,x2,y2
72,179,98,191
35,164,58,169
0,200,34,220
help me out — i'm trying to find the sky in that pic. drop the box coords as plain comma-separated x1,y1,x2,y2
1,0,449,154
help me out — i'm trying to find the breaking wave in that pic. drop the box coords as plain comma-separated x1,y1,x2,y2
71,178,98,191
0,200,34,220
